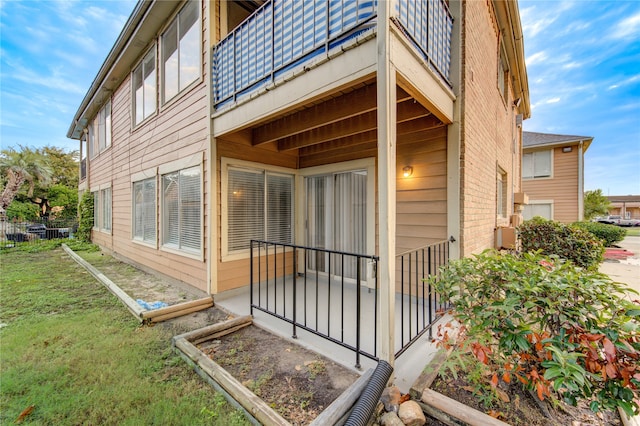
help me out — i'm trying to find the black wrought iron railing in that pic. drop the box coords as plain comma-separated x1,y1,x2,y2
395,240,449,358
250,239,379,368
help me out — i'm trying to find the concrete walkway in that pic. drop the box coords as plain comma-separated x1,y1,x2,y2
599,236,640,298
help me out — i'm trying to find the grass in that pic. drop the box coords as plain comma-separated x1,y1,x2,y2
626,228,640,237
0,247,248,425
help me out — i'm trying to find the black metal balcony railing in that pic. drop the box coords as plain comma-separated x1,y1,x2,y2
213,0,452,108
395,240,449,358
395,0,453,84
250,239,379,368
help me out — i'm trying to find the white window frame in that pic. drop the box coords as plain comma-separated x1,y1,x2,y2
523,200,554,221
132,46,157,127
159,156,203,259
161,0,201,106
90,100,112,157
221,158,295,261
131,168,158,248
91,183,112,233
523,149,553,180
497,169,507,218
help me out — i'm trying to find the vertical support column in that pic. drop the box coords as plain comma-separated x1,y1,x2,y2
446,0,462,261
207,0,218,295
578,140,584,220
377,0,397,366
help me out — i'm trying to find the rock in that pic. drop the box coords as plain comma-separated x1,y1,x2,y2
380,411,405,426
398,400,426,426
381,385,401,412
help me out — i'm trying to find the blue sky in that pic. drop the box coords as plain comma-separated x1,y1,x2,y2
1,0,639,195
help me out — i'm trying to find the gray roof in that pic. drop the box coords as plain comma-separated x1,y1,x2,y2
523,131,593,149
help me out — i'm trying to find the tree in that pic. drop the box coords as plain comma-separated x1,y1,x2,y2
0,146,52,216
584,189,611,220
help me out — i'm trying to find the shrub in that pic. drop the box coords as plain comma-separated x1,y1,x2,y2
76,191,94,243
432,250,640,416
572,221,627,247
518,217,604,270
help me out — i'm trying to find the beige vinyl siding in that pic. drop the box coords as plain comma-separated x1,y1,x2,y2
86,2,210,292
215,121,447,293
522,146,579,223
396,126,448,253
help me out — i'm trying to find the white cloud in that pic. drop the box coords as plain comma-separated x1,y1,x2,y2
611,11,640,40
607,75,640,90
546,97,560,104
526,51,547,66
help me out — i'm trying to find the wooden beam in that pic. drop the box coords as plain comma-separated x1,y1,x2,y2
141,297,214,320
278,101,432,151
252,86,412,145
420,389,510,426
173,315,253,344
309,368,374,426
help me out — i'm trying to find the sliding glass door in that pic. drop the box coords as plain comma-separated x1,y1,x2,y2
305,170,367,280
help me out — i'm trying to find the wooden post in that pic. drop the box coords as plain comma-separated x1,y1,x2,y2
377,0,397,366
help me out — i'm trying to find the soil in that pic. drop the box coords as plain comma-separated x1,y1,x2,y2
76,251,205,305
429,373,622,426
72,249,361,425
198,325,360,425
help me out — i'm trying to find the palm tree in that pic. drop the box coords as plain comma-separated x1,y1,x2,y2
0,146,52,216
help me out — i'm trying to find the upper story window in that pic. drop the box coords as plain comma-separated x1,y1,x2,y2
523,150,552,179
133,48,157,125
497,169,507,217
89,99,112,158
162,0,200,104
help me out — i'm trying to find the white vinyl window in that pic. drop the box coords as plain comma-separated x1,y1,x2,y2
133,178,157,243
497,170,507,217
133,48,157,125
226,167,294,253
162,166,201,253
101,187,112,232
93,191,99,229
162,0,200,104
523,202,553,221
523,150,552,179
90,100,112,156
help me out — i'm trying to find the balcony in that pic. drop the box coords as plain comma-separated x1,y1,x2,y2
212,0,453,109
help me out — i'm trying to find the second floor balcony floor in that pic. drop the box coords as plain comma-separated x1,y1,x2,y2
213,0,453,110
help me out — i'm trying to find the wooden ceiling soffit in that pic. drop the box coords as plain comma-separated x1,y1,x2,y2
252,85,412,146
278,100,433,151
300,114,445,157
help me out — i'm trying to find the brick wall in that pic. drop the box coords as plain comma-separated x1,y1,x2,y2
459,0,522,255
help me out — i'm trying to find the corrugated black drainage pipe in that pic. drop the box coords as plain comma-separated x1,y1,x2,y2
344,360,393,426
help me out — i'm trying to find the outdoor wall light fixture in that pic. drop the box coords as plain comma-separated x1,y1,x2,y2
562,146,573,153
402,166,413,177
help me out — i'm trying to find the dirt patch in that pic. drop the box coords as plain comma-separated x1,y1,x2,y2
76,251,204,306
198,325,360,425
430,373,621,426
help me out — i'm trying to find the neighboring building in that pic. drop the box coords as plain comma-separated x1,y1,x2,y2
607,195,640,219
68,0,530,365
521,131,593,223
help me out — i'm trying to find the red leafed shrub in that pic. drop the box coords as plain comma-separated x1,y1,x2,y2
432,250,640,416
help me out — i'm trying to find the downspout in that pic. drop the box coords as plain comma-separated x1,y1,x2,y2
578,140,584,221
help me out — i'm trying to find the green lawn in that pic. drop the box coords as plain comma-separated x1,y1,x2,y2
626,228,640,237
0,246,248,425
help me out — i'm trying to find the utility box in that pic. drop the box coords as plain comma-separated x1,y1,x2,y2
510,214,522,227
495,226,517,250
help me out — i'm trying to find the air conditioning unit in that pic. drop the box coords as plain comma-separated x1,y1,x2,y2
495,227,517,250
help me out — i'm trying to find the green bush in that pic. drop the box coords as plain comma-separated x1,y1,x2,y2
5,201,39,221
76,191,94,243
518,217,604,270
432,250,640,416
572,221,627,247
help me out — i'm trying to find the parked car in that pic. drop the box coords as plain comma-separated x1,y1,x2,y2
26,224,46,239
596,215,640,227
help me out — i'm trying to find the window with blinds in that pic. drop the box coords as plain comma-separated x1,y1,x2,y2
93,191,99,229
133,178,156,243
523,150,552,179
227,167,294,253
133,48,157,125
162,166,201,253
101,187,112,231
